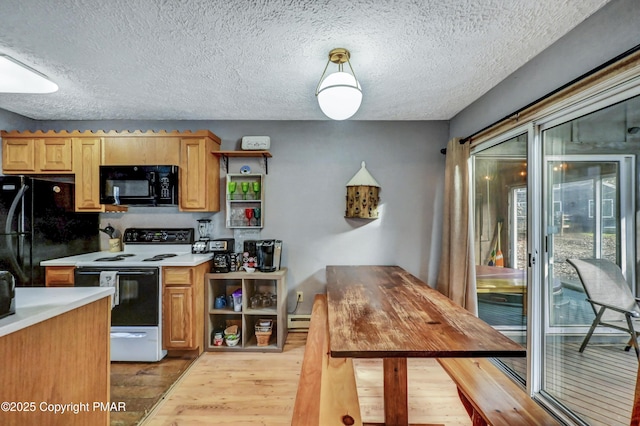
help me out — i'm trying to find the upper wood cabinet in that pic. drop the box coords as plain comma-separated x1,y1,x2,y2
38,138,73,172
102,136,180,165
180,133,221,212
73,137,103,212
2,136,72,173
1,130,222,212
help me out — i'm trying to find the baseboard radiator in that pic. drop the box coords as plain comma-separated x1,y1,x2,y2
287,314,311,331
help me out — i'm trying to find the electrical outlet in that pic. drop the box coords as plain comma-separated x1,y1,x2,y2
296,291,304,302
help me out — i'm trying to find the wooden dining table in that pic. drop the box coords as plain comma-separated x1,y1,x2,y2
326,265,526,426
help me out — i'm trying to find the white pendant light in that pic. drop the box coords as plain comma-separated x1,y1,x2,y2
0,54,58,94
315,48,362,120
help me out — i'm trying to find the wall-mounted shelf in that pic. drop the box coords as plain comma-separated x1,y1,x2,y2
212,151,272,174
225,174,264,228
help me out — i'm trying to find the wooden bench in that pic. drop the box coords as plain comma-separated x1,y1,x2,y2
437,357,560,426
291,294,363,426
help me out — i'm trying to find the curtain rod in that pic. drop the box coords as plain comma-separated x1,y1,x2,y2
440,42,640,156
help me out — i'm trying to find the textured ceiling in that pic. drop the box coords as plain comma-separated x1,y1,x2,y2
0,0,611,121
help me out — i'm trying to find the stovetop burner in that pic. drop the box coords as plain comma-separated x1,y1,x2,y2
142,253,178,262
94,254,136,262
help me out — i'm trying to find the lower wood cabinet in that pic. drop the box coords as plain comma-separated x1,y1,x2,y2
45,266,75,286
162,261,211,353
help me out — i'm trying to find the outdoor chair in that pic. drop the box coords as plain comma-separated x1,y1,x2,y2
566,258,640,358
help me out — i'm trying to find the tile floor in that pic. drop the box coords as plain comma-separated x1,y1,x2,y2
110,354,197,426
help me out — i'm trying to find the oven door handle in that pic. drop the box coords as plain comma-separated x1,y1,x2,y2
75,270,156,276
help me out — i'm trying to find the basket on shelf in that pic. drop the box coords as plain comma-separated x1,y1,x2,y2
255,319,273,346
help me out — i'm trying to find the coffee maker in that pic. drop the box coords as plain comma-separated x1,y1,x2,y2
256,240,282,272
211,238,235,273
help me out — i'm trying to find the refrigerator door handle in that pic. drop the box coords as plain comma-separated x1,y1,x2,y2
4,184,29,282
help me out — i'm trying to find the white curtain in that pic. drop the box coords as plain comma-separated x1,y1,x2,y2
436,138,477,314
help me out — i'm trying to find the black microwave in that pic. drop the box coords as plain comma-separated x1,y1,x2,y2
99,165,179,206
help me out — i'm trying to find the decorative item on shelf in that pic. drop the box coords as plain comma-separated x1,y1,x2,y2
315,48,362,120
240,165,251,174
242,136,271,150
345,161,380,219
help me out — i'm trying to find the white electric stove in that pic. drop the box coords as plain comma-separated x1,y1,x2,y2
66,228,212,362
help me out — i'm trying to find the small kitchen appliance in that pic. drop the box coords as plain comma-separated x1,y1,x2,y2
210,238,235,273
99,165,179,206
256,240,282,272
192,219,213,254
0,271,16,319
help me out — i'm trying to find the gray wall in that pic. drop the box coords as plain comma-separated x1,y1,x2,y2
0,108,34,132
450,0,640,139
7,120,448,313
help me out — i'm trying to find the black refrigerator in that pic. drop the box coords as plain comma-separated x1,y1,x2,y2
0,176,100,287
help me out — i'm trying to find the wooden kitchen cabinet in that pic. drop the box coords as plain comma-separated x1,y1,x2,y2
102,135,180,165
45,266,76,286
179,133,221,212
205,268,287,352
2,136,72,173
2,130,222,212
73,137,103,212
2,138,34,172
163,285,194,348
162,261,211,354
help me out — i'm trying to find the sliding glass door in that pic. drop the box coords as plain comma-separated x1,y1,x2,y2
472,129,529,382
539,97,637,424
470,91,640,425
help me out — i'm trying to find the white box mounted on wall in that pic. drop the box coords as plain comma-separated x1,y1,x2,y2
241,136,270,150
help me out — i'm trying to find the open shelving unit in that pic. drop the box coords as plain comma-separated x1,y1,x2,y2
204,268,287,352
225,173,264,228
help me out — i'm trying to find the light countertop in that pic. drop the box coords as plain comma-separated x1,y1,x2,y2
0,287,114,337
40,250,214,267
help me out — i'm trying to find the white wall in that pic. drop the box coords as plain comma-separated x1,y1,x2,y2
15,120,448,312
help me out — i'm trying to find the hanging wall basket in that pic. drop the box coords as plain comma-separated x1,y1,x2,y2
345,161,380,219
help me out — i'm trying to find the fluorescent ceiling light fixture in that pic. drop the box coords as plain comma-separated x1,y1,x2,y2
315,48,362,120
0,54,58,93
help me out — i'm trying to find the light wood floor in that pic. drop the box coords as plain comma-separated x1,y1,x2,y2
142,332,471,425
